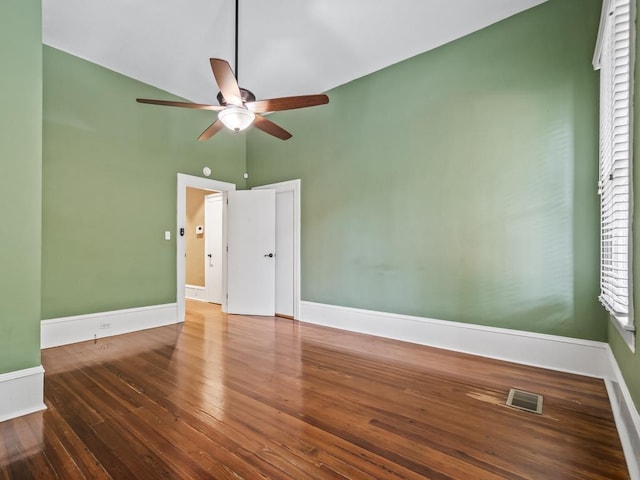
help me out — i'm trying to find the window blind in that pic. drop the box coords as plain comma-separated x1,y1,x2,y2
594,0,634,330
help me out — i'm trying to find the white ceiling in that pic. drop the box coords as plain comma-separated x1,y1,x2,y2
43,0,547,105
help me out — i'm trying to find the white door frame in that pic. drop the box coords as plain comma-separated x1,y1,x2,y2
177,173,236,322
253,179,301,320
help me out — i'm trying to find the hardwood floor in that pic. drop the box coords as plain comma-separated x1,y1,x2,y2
0,300,629,479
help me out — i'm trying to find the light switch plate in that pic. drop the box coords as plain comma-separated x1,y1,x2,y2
164,231,171,240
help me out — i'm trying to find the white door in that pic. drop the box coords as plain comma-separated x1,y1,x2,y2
253,179,300,320
225,190,276,315
204,194,223,303
275,190,294,316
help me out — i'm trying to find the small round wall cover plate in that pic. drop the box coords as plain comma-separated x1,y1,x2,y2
243,173,249,179
202,167,212,177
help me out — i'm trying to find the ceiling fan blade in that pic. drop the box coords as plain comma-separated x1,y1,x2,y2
253,114,292,141
136,98,223,111
210,58,242,106
198,120,224,141
246,94,329,113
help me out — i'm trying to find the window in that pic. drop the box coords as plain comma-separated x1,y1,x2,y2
593,0,635,347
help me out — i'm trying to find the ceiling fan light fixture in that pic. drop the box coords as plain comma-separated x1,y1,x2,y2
218,106,255,132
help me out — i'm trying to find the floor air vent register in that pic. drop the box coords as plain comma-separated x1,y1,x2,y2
506,388,543,414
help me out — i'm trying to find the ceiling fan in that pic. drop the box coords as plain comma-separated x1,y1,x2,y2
136,1,329,141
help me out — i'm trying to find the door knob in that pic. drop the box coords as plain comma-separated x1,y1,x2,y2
264,253,274,258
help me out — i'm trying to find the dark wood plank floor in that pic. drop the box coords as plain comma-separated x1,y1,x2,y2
0,300,629,479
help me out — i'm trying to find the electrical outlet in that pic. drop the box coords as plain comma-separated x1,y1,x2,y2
100,322,111,330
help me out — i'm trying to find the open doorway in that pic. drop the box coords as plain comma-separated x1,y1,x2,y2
184,188,222,304
177,174,235,322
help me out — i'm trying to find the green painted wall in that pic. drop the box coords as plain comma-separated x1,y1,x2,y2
608,0,640,413
42,47,246,319
0,1,42,374
247,0,605,340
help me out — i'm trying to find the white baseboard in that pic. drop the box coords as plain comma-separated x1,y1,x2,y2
185,285,207,301
606,346,640,480
300,301,611,378
41,303,178,349
0,365,46,423
300,301,640,479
